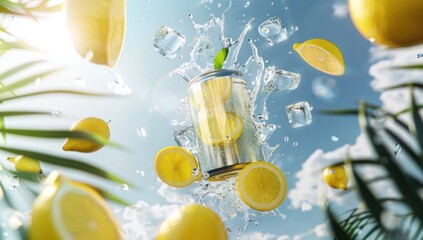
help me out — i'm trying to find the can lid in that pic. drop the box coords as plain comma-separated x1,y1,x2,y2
189,69,242,86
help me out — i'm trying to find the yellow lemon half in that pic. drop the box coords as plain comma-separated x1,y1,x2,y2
323,165,349,190
155,146,200,188
349,0,423,48
237,161,287,211
156,204,228,240
7,155,42,174
190,76,233,110
28,171,122,240
198,112,244,146
62,117,110,153
66,0,126,68
293,38,344,76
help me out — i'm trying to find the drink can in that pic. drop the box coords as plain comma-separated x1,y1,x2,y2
188,69,263,181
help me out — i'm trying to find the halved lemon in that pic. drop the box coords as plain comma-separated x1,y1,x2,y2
190,76,233,110
29,172,122,240
155,146,200,188
197,111,243,146
66,0,126,68
237,161,287,211
293,38,344,76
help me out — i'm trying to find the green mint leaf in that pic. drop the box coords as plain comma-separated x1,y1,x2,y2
214,47,229,70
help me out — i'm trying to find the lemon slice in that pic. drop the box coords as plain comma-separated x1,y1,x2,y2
237,161,287,211
29,172,122,240
293,38,344,76
66,0,126,68
190,76,233,110
155,146,200,188
198,112,244,145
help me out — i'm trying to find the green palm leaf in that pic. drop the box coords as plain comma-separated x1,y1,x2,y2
0,146,127,185
0,90,111,102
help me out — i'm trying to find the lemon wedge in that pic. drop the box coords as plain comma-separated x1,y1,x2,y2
28,172,122,240
66,0,126,68
190,76,233,110
62,117,110,153
237,161,287,211
293,38,344,76
197,111,244,146
155,146,200,188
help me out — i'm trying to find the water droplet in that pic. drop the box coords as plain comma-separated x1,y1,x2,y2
331,136,339,142
136,128,147,138
84,51,94,61
136,170,145,176
73,77,86,87
368,38,376,44
8,211,24,229
244,1,250,8
285,6,288,10
192,168,199,176
394,144,401,157
284,136,289,142
140,18,144,23
288,51,292,54
217,2,221,8
35,77,41,86
291,25,298,32
8,176,19,189
330,169,335,174
171,120,178,126
51,110,61,116
121,184,129,191
293,141,298,147
283,171,290,175
271,2,274,5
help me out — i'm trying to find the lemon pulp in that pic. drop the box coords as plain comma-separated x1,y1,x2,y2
155,146,199,188
29,172,122,240
197,111,244,146
237,161,287,211
293,38,344,76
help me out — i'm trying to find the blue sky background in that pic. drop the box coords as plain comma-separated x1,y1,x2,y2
7,0,423,239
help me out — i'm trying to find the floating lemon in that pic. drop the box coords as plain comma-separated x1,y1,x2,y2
66,0,126,68
323,165,349,190
197,112,243,146
155,146,200,188
237,161,287,211
8,155,42,174
62,117,110,153
156,204,228,240
190,76,233,110
293,38,344,76
28,171,122,240
349,0,423,47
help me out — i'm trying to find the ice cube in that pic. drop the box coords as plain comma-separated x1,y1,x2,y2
173,127,197,153
153,26,186,59
286,101,313,128
258,17,288,45
263,66,300,93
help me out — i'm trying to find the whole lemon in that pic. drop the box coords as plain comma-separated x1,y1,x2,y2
323,165,349,191
28,171,122,240
156,204,228,240
349,0,423,47
62,117,110,153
